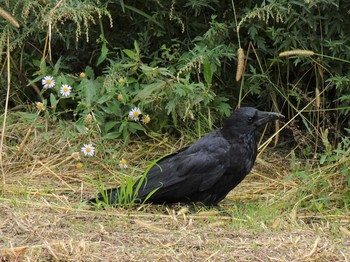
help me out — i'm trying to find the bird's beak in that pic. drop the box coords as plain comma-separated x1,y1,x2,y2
254,110,285,127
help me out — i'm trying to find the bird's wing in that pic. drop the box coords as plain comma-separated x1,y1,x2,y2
137,133,231,199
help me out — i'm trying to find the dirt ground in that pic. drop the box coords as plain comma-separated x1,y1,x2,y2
1,176,349,261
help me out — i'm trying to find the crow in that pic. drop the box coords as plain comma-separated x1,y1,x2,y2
89,107,284,206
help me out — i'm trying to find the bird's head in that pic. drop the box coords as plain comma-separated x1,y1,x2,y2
222,107,284,137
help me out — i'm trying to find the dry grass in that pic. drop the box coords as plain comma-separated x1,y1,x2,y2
0,117,349,261
1,199,349,261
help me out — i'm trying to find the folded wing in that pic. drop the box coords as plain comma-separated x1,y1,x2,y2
137,132,231,202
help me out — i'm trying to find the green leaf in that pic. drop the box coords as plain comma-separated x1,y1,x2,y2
81,79,97,106
119,0,125,12
128,122,146,133
216,101,232,117
27,75,44,87
17,112,40,120
123,4,164,29
32,59,41,67
75,123,87,134
96,42,108,66
101,102,121,115
134,40,140,55
40,59,47,75
123,49,137,61
166,99,176,115
85,66,95,79
50,93,58,107
103,131,121,139
105,121,119,132
53,57,62,75
136,82,166,100
96,93,112,104
300,115,313,135
320,154,327,165
203,56,212,87
118,121,127,133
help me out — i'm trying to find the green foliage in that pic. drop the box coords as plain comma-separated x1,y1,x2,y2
94,171,148,209
286,128,350,212
1,0,112,62
3,0,349,138
93,154,168,208
319,129,350,187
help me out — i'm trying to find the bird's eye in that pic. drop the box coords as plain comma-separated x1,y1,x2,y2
248,117,253,122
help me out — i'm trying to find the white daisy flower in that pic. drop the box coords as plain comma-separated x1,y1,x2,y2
42,76,55,89
81,144,95,157
119,158,128,169
36,102,44,111
85,113,93,122
71,152,80,160
60,84,72,97
141,114,151,124
128,107,142,121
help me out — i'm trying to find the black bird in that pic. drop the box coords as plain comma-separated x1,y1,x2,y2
90,107,284,206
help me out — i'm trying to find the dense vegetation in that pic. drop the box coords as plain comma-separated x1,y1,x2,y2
1,0,349,210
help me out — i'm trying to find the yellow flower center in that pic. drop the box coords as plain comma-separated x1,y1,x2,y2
133,111,140,117
86,114,92,121
72,152,79,159
143,116,150,124
36,102,44,110
63,86,69,92
85,147,91,153
120,159,127,165
46,79,51,84
76,162,83,169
